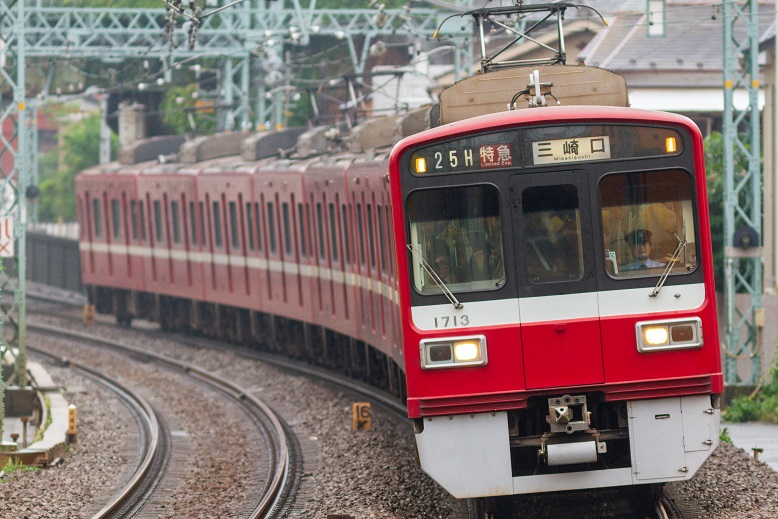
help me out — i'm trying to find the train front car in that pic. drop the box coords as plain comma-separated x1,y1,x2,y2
389,105,722,500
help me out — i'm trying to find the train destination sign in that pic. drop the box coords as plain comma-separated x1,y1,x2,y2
531,136,611,165
407,125,684,176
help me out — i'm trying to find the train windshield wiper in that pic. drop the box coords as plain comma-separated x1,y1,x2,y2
650,234,687,298
406,244,463,309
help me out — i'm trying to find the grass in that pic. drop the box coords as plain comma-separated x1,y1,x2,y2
1,458,39,475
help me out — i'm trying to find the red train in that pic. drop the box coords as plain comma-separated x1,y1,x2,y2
77,66,722,513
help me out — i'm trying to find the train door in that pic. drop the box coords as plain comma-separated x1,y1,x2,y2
509,171,604,390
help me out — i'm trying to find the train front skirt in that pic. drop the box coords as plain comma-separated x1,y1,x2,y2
414,394,719,498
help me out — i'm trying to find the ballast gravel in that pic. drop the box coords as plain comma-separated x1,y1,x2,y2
4,310,778,518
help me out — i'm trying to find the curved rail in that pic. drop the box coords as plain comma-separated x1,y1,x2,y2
28,322,290,519
29,346,163,519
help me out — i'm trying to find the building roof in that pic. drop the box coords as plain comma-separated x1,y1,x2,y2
578,3,774,87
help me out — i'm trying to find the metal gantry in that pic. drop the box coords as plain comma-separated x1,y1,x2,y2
0,1,472,425
722,0,764,385
2,1,471,130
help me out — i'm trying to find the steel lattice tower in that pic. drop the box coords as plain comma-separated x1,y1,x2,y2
722,0,764,385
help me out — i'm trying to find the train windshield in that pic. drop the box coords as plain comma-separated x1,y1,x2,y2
600,169,698,277
407,185,505,294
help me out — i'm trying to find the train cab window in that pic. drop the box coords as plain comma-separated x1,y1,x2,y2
93,198,103,239
171,200,182,245
190,201,198,246
600,170,698,278
212,201,223,248
130,201,139,242
153,200,164,244
229,201,240,250
521,185,583,284
407,185,505,294
111,198,121,240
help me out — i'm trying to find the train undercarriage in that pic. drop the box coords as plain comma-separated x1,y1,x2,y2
86,285,407,399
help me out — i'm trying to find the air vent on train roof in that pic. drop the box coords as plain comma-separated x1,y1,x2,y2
241,126,308,161
295,126,339,158
438,64,628,125
180,131,246,163
346,114,403,153
118,135,186,165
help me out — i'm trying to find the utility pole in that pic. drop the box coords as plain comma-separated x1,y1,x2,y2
722,0,764,385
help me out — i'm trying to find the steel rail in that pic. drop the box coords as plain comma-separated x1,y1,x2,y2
28,345,163,519
28,321,290,519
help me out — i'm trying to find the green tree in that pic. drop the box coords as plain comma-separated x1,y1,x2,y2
703,131,752,292
703,131,725,291
159,84,217,135
38,113,118,222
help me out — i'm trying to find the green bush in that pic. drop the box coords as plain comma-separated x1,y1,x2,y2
724,356,778,423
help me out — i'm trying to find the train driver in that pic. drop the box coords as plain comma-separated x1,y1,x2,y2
621,229,666,270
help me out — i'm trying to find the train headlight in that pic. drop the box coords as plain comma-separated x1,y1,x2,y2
420,335,487,369
636,318,703,352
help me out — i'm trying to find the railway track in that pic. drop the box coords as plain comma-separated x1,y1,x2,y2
29,321,297,518
32,346,168,518
23,294,711,518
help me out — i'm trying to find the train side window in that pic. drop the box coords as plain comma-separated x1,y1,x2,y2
600,169,698,278
139,200,147,242
407,185,505,294
342,204,351,265
521,185,583,284
212,201,223,248
130,201,139,242
385,206,394,278
377,205,387,273
297,203,307,257
171,200,182,245
93,198,103,239
367,204,376,270
245,202,255,251
357,203,366,266
189,201,198,246
77,199,86,239
229,201,240,250
267,202,277,254
254,202,263,252
199,201,207,246
153,200,164,244
282,202,293,257
328,202,339,263
111,198,121,240
316,202,326,259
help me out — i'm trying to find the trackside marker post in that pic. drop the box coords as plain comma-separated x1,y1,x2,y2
352,402,371,431
67,404,77,443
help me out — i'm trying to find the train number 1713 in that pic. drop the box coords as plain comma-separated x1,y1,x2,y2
433,315,470,328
